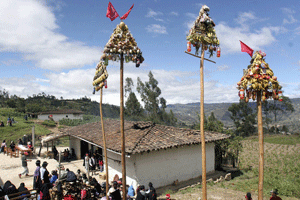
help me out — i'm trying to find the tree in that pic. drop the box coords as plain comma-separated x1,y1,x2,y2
228,101,256,137
125,92,144,119
137,71,177,125
125,77,134,97
262,96,294,134
207,112,224,133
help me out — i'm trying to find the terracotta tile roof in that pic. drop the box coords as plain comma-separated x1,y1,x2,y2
59,119,230,154
39,109,84,115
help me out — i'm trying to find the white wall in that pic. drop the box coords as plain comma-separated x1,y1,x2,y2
106,151,138,188
38,113,83,121
69,136,81,159
133,142,215,188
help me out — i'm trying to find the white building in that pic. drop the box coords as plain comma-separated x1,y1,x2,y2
43,119,229,190
37,109,84,121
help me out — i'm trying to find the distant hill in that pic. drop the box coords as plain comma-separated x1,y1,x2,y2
166,98,300,130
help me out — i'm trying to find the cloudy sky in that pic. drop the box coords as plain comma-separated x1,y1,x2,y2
0,0,299,106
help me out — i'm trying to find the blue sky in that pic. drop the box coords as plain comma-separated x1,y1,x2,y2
0,0,299,105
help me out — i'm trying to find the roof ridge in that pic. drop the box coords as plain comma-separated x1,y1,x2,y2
130,123,155,153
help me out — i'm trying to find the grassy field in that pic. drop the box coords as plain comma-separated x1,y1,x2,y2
221,135,300,198
0,108,51,143
158,135,300,199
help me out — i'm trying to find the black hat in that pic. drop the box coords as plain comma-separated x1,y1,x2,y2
149,182,153,187
42,161,48,167
270,189,278,195
36,160,41,165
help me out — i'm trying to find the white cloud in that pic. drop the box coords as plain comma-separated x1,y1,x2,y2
146,24,167,34
184,13,198,31
0,0,101,71
216,65,231,72
235,12,257,27
170,12,179,16
145,8,164,22
281,8,298,24
215,22,279,53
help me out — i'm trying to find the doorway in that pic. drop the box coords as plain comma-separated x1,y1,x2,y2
80,140,89,159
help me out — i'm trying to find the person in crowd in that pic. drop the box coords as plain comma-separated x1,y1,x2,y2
40,161,50,185
18,139,24,145
3,181,18,196
19,151,31,178
91,178,102,198
0,185,5,197
90,154,96,175
108,181,121,200
165,194,171,200
147,182,157,200
10,141,15,152
70,148,76,160
82,173,88,184
136,185,147,200
7,116,11,126
52,145,58,159
127,184,135,200
99,157,104,172
17,182,30,200
22,135,27,146
27,141,33,151
50,170,58,184
83,153,90,178
1,140,6,153
270,189,282,200
40,183,52,200
0,121,4,127
11,118,15,124
76,169,82,181
245,192,252,200
33,160,41,192
66,168,77,182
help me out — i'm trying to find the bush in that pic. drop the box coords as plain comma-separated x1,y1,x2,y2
42,120,57,127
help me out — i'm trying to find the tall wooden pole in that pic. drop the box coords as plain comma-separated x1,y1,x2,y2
200,45,207,200
257,92,264,200
32,125,35,154
120,53,126,200
100,88,109,197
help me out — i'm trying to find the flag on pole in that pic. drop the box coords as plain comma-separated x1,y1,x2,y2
240,40,254,57
120,4,134,20
106,2,119,21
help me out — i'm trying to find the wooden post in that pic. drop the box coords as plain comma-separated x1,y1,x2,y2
100,88,109,197
200,45,207,200
46,142,48,152
257,92,264,200
58,151,62,180
120,53,126,200
32,125,35,154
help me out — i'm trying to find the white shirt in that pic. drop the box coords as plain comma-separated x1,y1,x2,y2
40,167,46,180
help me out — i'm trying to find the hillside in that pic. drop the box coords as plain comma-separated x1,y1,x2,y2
166,98,300,130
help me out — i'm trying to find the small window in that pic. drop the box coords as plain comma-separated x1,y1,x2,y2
66,115,68,118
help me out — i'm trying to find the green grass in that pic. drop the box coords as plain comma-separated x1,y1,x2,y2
58,115,100,126
0,108,51,143
248,134,300,145
220,138,300,198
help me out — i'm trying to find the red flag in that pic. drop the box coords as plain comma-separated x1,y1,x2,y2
106,2,119,21
120,4,134,20
240,40,254,57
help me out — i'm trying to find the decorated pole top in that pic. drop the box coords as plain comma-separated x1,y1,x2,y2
186,5,220,57
237,47,283,103
101,21,144,67
92,61,108,93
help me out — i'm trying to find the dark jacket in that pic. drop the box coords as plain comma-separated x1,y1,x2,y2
110,189,121,200
3,181,18,196
136,190,146,200
66,171,77,182
148,186,157,200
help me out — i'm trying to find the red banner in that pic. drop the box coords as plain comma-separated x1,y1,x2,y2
240,40,254,57
120,4,134,20
106,2,119,21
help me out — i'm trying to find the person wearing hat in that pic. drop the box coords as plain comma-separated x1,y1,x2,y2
50,170,58,184
40,161,50,185
83,153,90,178
166,193,171,200
245,192,252,200
136,185,146,200
270,189,282,200
147,182,157,200
33,160,41,192
108,181,121,200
